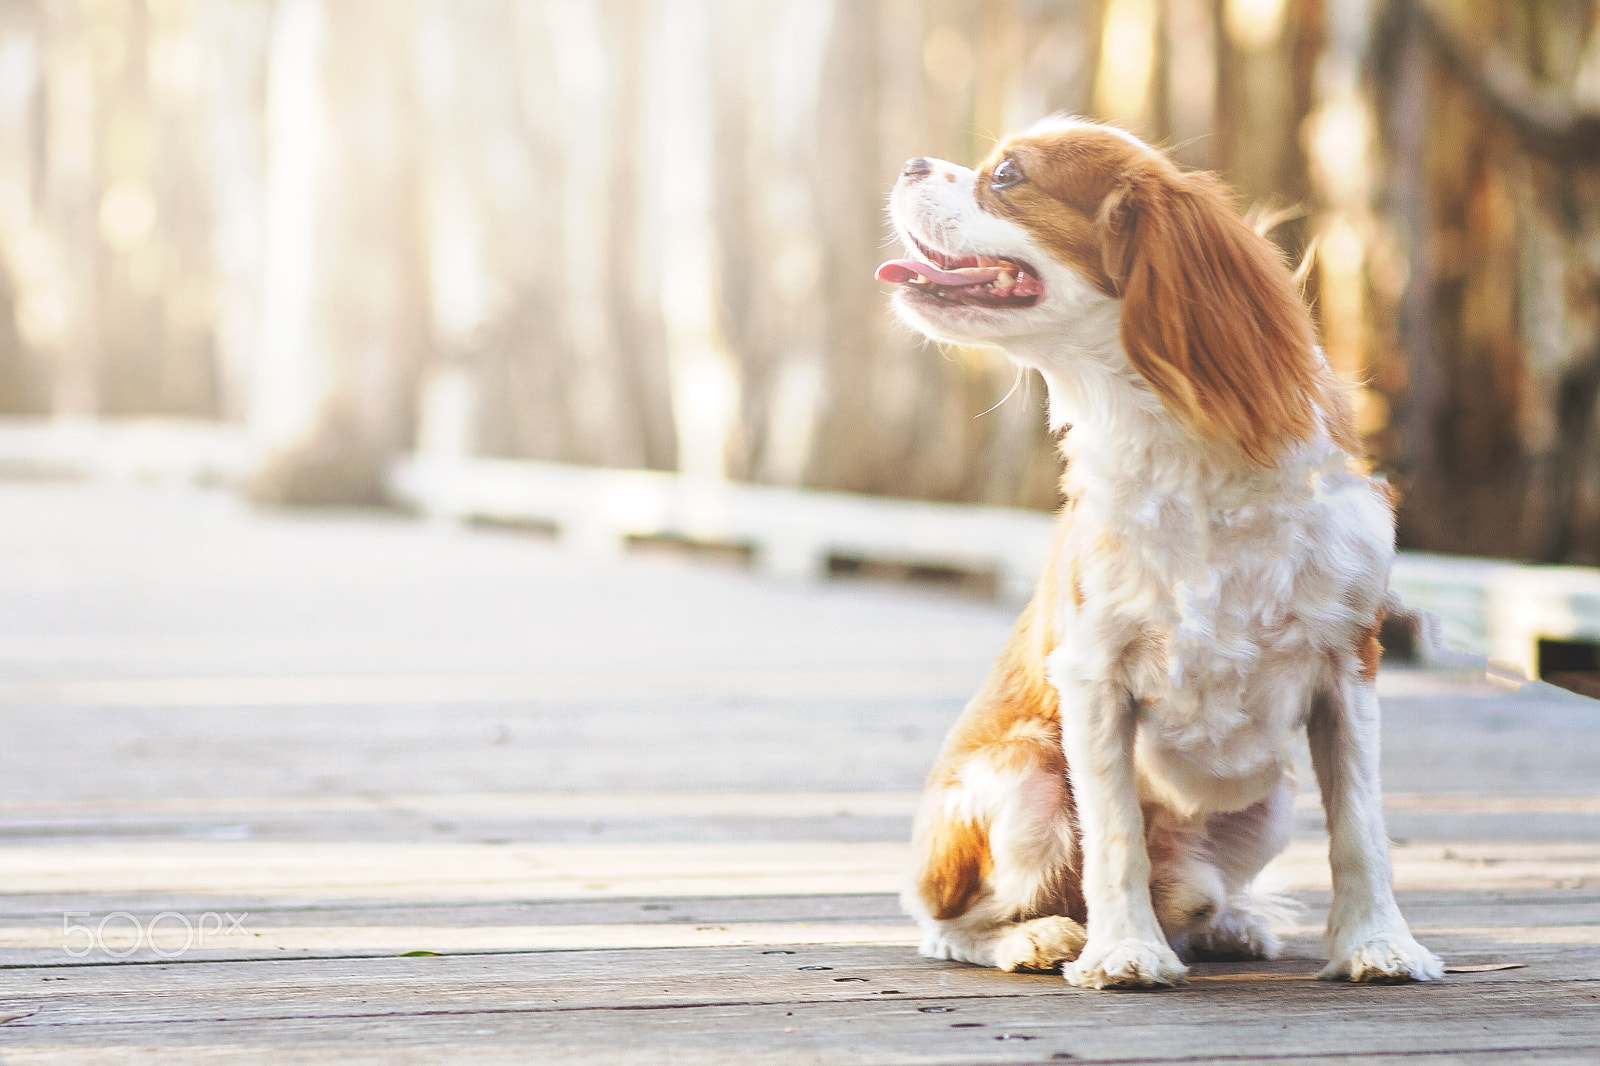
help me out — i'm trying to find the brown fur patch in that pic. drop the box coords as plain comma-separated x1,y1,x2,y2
975,125,1362,464
939,532,1068,780
931,611,1066,787
912,517,1082,922
1357,611,1384,682
915,815,994,921
974,133,1125,298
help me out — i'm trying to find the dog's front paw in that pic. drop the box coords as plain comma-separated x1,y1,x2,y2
994,915,1087,973
1321,930,1443,984
1064,937,1187,989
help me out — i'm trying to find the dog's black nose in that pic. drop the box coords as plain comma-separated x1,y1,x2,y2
902,157,932,179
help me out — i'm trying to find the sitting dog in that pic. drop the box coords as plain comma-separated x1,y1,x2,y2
876,118,1443,990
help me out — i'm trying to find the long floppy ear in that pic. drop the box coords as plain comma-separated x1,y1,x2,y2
1097,170,1328,464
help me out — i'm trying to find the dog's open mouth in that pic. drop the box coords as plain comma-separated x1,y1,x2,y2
876,236,1042,308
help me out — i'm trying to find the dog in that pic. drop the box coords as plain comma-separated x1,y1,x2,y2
876,118,1443,990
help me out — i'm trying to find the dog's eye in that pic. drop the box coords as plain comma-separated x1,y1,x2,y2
990,158,1025,190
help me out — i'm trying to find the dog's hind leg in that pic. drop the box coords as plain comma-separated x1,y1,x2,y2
904,552,1088,973
1144,808,1227,947
903,741,1086,972
1176,771,1297,960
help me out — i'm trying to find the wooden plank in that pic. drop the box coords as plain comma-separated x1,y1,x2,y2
0,885,1590,970
0,889,1589,939
9,786,1600,823
0,920,922,955
2,936,1596,1020
0,943,1594,1063
0,839,1592,900
0,793,1593,857
0,894,914,967
0,893,910,926
0,689,1591,819
0,669,987,707
0,915,1595,965
0,841,907,899
1355,889,1600,934
0,792,925,827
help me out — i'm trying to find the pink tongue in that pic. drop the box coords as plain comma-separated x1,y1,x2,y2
875,258,1003,287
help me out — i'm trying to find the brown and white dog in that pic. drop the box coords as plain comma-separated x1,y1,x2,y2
877,118,1443,990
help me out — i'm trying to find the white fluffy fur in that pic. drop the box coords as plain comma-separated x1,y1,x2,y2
891,122,1442,989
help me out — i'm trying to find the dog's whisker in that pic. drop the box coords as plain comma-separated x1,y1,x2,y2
974,366,1024,419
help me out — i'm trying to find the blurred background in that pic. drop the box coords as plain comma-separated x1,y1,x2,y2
0,0,1597,562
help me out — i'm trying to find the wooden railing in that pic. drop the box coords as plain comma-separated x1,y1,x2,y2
3,416,1598,687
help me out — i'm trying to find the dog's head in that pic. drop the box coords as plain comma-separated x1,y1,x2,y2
878,118,1344,464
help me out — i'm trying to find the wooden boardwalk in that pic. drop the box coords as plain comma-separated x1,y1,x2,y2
0,481,1595,1064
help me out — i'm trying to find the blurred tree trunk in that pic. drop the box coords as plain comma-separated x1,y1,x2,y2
40,0,100,416
962,0,1101,509
469,0,577,465
791,0,882,496
599,0,678,471
198,0,272,424
249,0,428,505
411,0,562,465
419,0,675,473
0,258,27,414
1369,0,1600,562
0,1,43,413
537,0,673,470
96,0,218,417
1214,0,1322,232
709,0,830,487
785,0,1100,509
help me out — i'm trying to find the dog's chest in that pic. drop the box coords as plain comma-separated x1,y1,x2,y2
1066,453,1390,787
1133,500,1316,707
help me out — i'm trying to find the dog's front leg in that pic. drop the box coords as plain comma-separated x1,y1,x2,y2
1308,679,1443,982
1058,678,1187,989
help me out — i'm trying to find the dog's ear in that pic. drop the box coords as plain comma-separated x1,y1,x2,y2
1096,183,1139,293
1096,171,1328,464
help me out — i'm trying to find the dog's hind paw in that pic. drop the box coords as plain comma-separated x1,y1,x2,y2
1321,931,1444,983
1183,905,1282,961
993,915,1087,973
1065,937,1187,989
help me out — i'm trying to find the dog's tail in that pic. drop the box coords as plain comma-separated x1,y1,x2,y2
1240,883,1306,932
1380,590,1448,665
